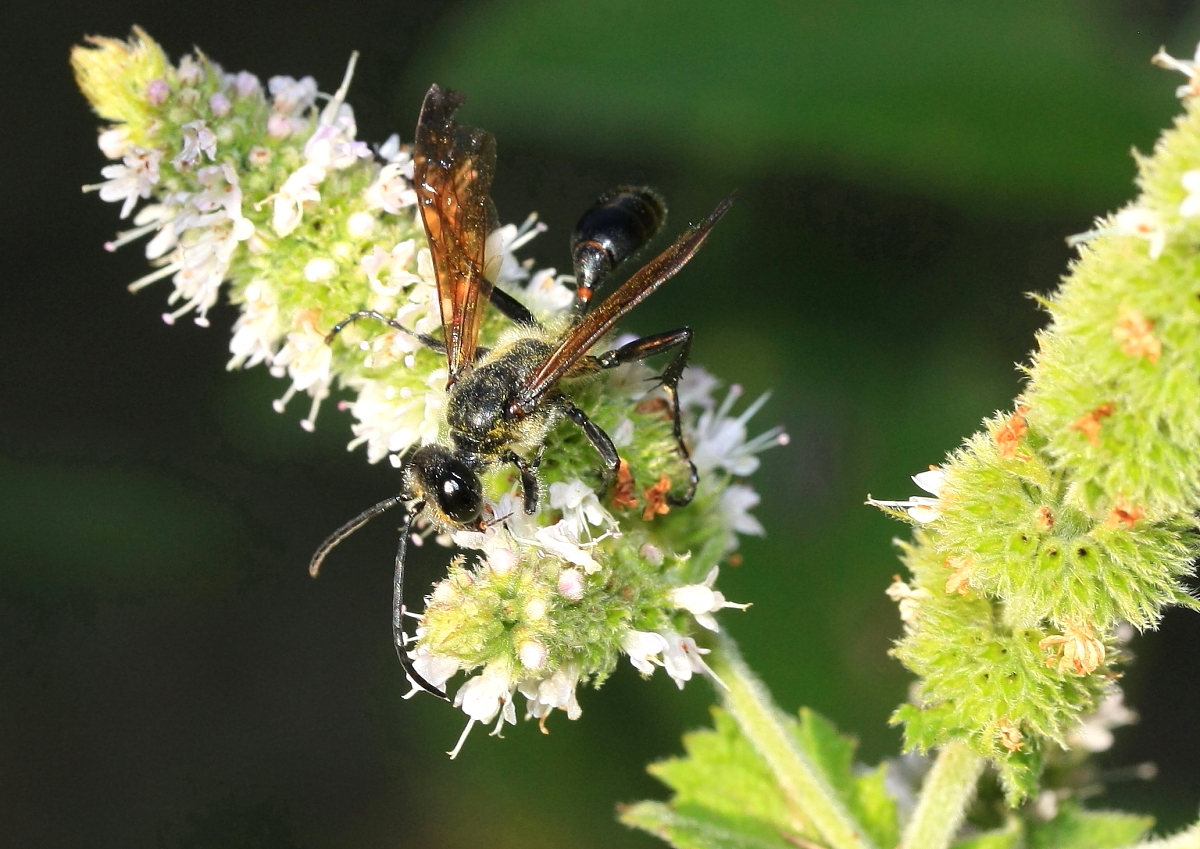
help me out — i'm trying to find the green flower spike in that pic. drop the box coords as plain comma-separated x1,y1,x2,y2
874,43,1200,803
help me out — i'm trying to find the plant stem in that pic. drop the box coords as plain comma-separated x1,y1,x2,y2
709,633,878,849
899,742,985,849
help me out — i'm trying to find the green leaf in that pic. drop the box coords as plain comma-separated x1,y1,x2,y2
951,819,1022,849
1026,803,1153,849
618,802,798,849
792,708,898,848
625,707,899,849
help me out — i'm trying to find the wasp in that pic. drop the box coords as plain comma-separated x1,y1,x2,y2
309,84,732,698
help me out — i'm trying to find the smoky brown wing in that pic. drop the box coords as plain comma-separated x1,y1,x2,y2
512,193,735,415
414,84,497,383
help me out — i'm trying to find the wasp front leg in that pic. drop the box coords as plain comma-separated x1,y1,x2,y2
595,327,697,505
504,449,544,514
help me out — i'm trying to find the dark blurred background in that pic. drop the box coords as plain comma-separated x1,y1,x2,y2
4,1,1200,846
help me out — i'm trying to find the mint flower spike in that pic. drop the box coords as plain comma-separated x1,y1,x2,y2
871,42,1200,803
75,28,788,756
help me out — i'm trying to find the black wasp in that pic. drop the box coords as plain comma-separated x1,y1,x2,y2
309,84,732,698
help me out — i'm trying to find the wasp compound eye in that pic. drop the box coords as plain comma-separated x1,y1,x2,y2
408,445,483,525
436,460,482,524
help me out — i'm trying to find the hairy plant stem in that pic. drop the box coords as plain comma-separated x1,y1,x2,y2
709,633,878,849
899,742,985,849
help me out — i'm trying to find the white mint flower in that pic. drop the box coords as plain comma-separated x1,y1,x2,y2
158,164,256,326
97,126,132,159
227,279,280,369
377,133,405,162
1067,691,1138,753
483,213,545,285
272,163,325,236
176,54,202,86
1153,43,1200,99
364,161,418,214
868,468,945,523
346,210,376,239
669,566,750,632
270,317,334,431
533,522,605,573
84,147,163,219
233,70,261,97
690,384,789,477
548,479,617,541
517,639,548,671
146,77,169,106
659,629,724,690
516,268,575,318
719,484,766,551
449,662,517,758
677,365,721,412
346,369,446,464
520,663,583,724
405,641,462,698
268,74,318,115
208,91,231,117
304,116,370,171
173,119,217,168
885,578,930,628
1181,170,1200,217
621,629,668,675
303,256,337,282
1114,207,1167,260
557,567,585,601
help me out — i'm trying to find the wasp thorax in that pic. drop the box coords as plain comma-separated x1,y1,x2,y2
407,444,483,526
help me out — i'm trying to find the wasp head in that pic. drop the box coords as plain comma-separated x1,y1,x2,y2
405,444,484,528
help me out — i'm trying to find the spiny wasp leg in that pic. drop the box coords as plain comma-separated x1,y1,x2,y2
504,450,542,514
596,327,697,505
488,287,539,327
562,402,621,496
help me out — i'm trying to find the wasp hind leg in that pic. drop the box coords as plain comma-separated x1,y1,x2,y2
595,327,697,505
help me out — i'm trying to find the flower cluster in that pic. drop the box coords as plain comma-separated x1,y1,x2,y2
872,46,1200,803
74,29,785,754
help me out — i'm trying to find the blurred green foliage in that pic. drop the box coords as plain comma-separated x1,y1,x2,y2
8,1,1200,847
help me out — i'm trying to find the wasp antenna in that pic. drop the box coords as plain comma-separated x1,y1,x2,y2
323,310,446,353
309,495,407,577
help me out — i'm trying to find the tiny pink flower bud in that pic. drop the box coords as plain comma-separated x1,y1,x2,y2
557,567,584,601
234,70,261,97
518,639,547,670
209,92,231,116
267,113,292,139
145,78,169,105
247,146,272,169
304,257,336,282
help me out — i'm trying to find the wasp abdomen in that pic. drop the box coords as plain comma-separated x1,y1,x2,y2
571,187,666,298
